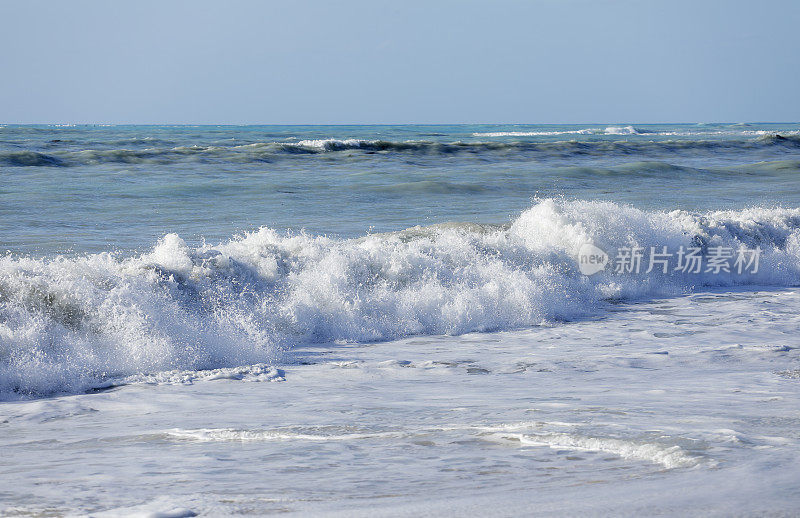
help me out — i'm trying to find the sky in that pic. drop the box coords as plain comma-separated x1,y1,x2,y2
1,0,798,124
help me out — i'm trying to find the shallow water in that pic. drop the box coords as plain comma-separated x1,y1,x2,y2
2,289,798,515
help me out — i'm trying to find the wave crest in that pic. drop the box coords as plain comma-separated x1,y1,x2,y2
2,199,800,398
4,135,800,166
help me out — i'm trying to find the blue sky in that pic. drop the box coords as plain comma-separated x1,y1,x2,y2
1,0,798,124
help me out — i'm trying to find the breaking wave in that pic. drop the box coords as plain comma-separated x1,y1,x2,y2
473,128,800,138
472,126,645,137
2,199,800,398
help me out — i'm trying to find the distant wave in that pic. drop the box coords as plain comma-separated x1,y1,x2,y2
603,125,642,135
472,126,643,137
472,130,597,137
474,128,800,138
0,151,65,167
2,199,800,398
360,161,800,192
3,134,800,167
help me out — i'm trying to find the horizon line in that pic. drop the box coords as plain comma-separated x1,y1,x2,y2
2,121,799,127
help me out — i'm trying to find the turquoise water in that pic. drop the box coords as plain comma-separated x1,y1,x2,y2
2,123,800,254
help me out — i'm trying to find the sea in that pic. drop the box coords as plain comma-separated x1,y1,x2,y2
1,123,800,516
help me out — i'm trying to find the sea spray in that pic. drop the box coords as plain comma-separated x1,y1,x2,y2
2,199,800,397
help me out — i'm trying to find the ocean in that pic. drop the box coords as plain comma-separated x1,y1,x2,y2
1,123,800,515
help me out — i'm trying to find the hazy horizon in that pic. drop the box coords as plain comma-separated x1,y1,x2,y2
3,121,800,126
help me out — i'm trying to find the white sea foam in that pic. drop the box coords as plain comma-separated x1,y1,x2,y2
165,427,402,442
473,126,642,137
164,422,702,469
603,125,641,135
488,431,702,469
472,130,596,137
293,138,369,150
472,127,800,138
2,199,800,397
125,363,284,386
